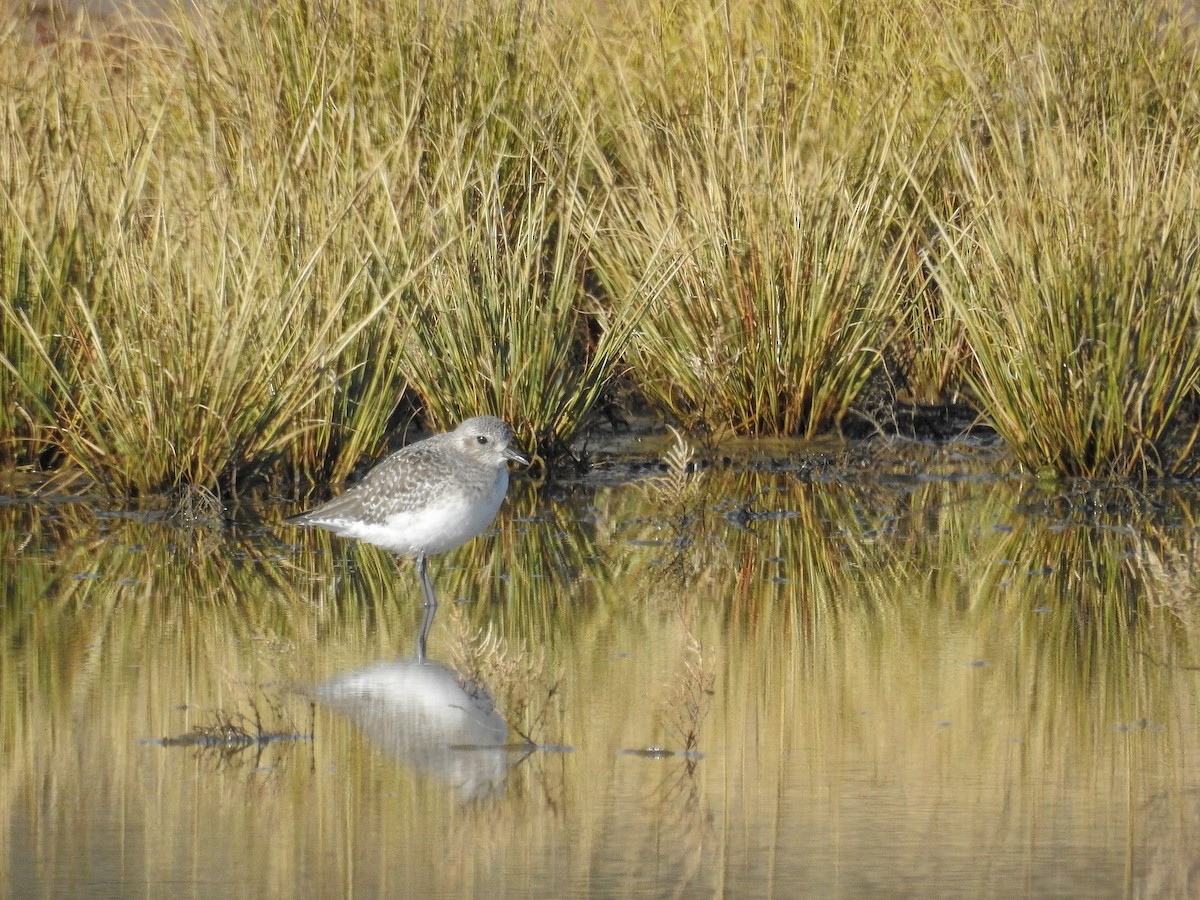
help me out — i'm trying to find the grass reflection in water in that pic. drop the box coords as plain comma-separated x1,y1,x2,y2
3,470,1200,896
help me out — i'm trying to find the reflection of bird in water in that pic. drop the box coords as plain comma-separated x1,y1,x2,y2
313,655,515,801
289,416,530,608
312,602,525,800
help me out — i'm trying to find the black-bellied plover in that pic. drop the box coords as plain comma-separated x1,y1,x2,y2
290,416,530,607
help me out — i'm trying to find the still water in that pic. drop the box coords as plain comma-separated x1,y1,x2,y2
4,460,1200,898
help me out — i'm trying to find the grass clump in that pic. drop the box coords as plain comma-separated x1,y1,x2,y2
402,154,631,460
925,4,1200,477
587,2,923,438
391,2,667,462
445,603,560,746
0,0,436,493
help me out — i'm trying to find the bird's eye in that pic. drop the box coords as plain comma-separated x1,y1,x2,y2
476,435,489,445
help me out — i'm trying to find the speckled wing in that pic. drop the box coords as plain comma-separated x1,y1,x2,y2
293,437,465,526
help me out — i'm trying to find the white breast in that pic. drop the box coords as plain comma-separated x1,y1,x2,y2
329,468,509,557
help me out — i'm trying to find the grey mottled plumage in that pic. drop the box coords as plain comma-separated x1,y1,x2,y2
290,416,529,608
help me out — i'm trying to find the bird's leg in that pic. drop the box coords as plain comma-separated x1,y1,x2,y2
416,552,438,609
415,600,436,663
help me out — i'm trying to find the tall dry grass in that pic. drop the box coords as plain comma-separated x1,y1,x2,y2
3,0,1200,492
1,0,439,492
391,5,650,456
585,0,961,430
923,1,1200,476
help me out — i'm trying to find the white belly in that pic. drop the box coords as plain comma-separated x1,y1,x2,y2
328,470,508,557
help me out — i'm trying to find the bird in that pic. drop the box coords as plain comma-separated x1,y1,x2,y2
289,416,530,608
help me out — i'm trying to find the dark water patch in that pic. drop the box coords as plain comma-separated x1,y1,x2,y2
144,729,312,749
619,747,705,760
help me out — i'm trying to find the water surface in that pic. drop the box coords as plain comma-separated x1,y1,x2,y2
3,464,1200,897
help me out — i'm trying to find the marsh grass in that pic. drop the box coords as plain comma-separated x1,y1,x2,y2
656,630,713,758
930,123,1200,477
587,19,923,437
5,0,1200,491
922,3,1200,477
157,696,311,756
0,0,440,492
639,426,706,580
388,1,680,462
444,604,560,745
400,148,629,457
